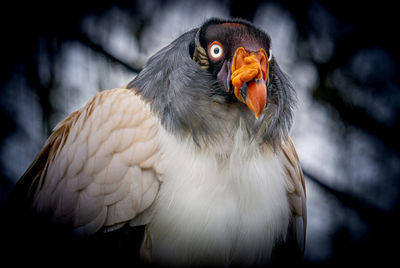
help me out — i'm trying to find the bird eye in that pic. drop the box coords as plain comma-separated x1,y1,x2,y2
208,41,224,60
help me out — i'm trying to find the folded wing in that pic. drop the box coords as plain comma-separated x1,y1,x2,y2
11,88,162,235
280,137,307,255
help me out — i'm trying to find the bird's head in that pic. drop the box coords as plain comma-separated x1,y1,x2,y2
191,19,272,119
129,18,295,147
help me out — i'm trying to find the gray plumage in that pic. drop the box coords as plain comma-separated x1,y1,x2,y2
128,18,296,149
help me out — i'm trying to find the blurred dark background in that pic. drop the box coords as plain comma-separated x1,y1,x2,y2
1,0,399,266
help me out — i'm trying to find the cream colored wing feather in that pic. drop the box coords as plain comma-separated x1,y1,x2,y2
279,137,307,253
15,88,162,235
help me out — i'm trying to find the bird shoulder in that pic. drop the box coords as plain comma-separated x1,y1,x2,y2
8,88,163,235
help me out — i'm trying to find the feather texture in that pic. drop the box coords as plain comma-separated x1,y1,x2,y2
15,88,162,235
146,126,292,266
279,137,307,256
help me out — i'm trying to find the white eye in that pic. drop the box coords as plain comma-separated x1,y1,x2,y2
208,41,224,60
210,44,223,58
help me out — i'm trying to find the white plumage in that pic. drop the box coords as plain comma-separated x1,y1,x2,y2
149,127,291,266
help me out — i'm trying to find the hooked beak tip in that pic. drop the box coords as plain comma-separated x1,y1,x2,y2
245,79,267,118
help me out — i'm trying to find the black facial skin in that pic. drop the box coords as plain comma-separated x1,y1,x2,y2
196,18,272,103
199,18,271,79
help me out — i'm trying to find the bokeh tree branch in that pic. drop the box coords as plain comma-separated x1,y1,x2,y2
75,32,143,73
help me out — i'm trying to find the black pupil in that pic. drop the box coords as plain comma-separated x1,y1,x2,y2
213,47,220,55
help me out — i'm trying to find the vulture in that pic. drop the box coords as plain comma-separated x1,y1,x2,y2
3,18,306,267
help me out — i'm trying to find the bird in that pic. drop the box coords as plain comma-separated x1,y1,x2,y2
3,18,306,267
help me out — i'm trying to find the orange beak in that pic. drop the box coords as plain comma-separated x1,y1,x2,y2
231,47,269,118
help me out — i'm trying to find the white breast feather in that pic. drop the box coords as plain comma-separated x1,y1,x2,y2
149,125,290,266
